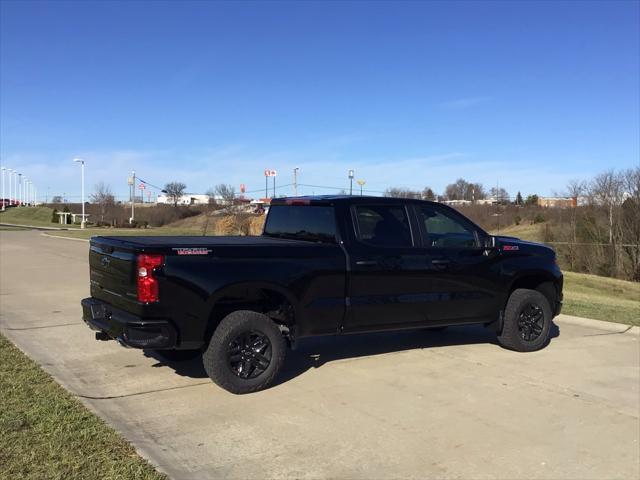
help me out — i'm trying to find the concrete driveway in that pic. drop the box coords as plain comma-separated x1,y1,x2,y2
1,230,638,479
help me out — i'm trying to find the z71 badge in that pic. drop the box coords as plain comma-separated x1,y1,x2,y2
172,248,212,255
502,245,519,251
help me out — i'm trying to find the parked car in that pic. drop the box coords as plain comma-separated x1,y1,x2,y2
82,196,563,393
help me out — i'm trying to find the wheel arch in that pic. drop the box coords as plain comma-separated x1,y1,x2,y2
204,282,299,343
507,271,561,312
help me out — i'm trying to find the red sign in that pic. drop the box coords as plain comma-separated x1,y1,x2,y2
240,184,246,193
139,183,146,190
264,169,277,177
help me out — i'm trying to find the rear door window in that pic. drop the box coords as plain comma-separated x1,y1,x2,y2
355,205,413,247
264,206,336,242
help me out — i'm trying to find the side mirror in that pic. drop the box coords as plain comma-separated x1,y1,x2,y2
484,235,496,248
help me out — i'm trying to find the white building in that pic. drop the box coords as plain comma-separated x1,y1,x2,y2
156,194,211,206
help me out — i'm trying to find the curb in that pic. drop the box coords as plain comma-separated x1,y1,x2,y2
0,222,72,231
556,314,639,336
41,233,89,242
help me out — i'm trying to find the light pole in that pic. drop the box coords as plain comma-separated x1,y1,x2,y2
73,158,86,229
357,179,366,196
23,178,28,206
293,167,299,196
1,167,5,211
7,169,13,206
17,173,22,207
129,171,135,224
348,169,355,195
14,171,18,206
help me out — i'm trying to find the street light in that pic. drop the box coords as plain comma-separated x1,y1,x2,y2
7,169,13,206
1,167,5,211
17,173,22,207
13,171,18,206
357,179,366,196
73,158,86,229
293,167,300,196
348,169,355,195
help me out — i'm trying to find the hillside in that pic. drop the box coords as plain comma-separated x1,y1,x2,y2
0,206,79,228
491,223,545,242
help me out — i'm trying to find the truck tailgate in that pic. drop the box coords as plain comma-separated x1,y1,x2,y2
89,238,138,307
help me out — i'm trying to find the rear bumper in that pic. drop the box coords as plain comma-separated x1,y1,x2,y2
81,297,177,349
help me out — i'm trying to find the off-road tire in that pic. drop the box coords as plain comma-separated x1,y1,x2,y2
498,288,552,352
202,310,286,394
152,349,202,362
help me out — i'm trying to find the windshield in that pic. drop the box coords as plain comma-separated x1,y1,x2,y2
264,205,336,243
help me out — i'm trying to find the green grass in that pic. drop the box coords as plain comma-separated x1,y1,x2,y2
0,334,166,480
0,206,79,228
561,271,640,326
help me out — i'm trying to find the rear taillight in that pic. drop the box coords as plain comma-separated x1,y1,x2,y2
137,254,164,303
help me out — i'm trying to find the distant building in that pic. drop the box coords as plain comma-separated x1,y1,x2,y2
442,199,472,206
476,197,498,205
537,197,577,208
156,194,211,206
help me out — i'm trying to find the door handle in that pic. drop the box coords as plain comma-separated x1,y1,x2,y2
356,260,379,266
431,258,450,266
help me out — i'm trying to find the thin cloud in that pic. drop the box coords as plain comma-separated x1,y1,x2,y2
440,97,492,110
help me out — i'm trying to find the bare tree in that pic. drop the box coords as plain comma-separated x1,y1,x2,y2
588,170,624,244
490,187,510,204
620,167,640,280
444,179,486,201
213,184,236,206
422,187,436,201
164,182,187,208
588,170,626,276
384,187,421,199
90,182,116,222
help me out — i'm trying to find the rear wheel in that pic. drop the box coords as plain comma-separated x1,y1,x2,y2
202,310,286,394
498,288,552,352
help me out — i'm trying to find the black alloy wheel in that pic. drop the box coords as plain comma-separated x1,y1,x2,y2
517,303,544,342
226,331,272,379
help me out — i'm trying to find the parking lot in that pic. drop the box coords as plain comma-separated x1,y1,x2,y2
0,230,638,479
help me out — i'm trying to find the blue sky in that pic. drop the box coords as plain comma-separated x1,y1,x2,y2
1,0,638,201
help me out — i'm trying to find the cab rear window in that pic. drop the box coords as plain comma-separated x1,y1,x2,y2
264,206,336,243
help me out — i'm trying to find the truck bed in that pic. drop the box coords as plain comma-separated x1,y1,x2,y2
92,235,311,247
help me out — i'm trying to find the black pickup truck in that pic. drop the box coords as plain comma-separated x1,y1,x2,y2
82,196,562,393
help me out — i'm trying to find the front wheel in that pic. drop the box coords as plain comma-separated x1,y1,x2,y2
202,310,286,394
498,288,552,352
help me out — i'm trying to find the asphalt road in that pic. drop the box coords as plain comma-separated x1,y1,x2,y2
1,230,638,480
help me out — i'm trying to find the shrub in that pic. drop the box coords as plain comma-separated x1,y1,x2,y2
533,213,545,224
214,216,237,235
514,215,521,226
248,215,265,235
